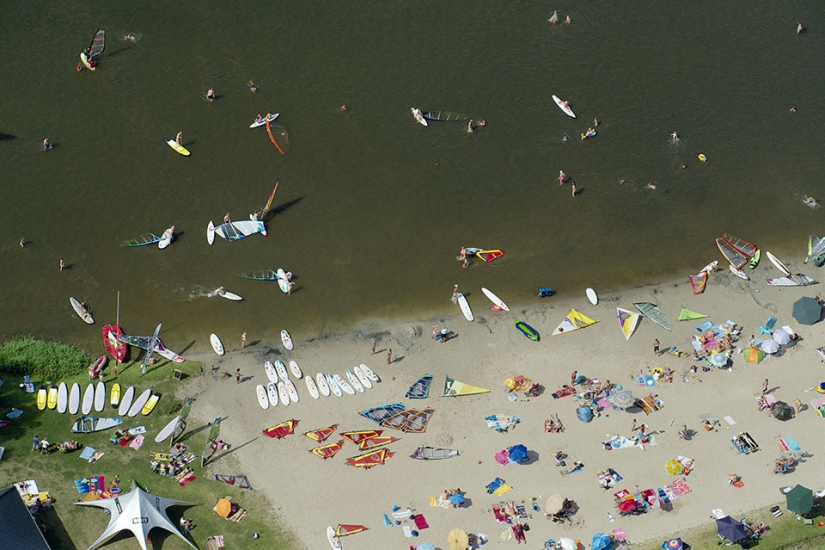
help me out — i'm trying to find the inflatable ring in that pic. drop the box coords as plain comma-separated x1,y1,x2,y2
698,153,707,162
816,382,825,394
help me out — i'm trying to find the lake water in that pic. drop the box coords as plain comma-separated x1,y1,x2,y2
1,3,823,353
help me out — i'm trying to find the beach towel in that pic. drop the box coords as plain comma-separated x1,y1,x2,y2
413,514,429,530
605,436,635,450
382,514,392,527
178,475,196,487
79,446,103,463
129,435,144,450
732,438,749,454
228,508,246,523
74,479,91,494
711,508,726,519
724,415,736,425
695,320,714,333
597,397,612,410
392,507,413,520
785,436,801,451
485,414,520,432
6,408,22,419
551,386,576,399
667,479,691,497
429,495,450,508
493,484,512,496
403,525,413,537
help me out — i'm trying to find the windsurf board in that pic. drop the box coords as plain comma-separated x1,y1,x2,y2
766,251,791,276
327,374,343,397
481,287,510,311
289,360,303,379
158,226,174,249
277,381,290,406
118,386,135,416
210,333,225,356
328,526,342,550
257,384,269,410
57,382,68,413
281,329,294,350
110,383,121,409
305,376,320,399
267,382,279,407
128,389,152,417
359,364,380,383
730,264,749,280
166,139,191,156
141,393,160,415
700,260,719,274
47,385,58,410
206,221,216,245
346,370,365,393
155,416,179,443
552,94,576,118
285,380,299,403
70,297,94,324
82,383,94,415
276,268,289,293
264,361,279,383
457,293,473,321
586,288,598,305
69,383,80,414
334,374,355,395
249,113,279,128
354,366,373,389
94,381,106,412
274,360,289,381
316,373,331,397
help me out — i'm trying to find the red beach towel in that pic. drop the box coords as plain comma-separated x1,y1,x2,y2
552,386,576,399
413,514,429,530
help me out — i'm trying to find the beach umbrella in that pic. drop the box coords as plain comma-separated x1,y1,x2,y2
742,346,765,364
618,499,637,513
716,516,747,543
708,352,728,368
447,528,469,550
546,494,565,515
786,484,814,515
418,544,436,550
557,537,578,550
771,401,794,421
507,444,528,463
448,493,465,506
608,390,634,410
773,328,791,345
665,459,683,475
215,498,231,518
591,532,612,550
760,339,780,354
664,538,683,550
793,296,822,325
647,493,665,508
494,450,509,465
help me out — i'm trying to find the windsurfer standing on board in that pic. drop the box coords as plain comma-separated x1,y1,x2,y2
175,132,182,146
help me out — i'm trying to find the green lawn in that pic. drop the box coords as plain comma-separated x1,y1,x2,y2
0,345,298,549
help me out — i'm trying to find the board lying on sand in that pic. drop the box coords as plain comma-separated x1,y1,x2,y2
285,380,299,403
359,364,380,383
267,382,279,407
256,385,269,410
457,293,473,321
586,288,598,305
354,366,372,389
274,360,289,382
289,360,303,379
346,370,365,393
481,287,509,311
766,251,791,276
327,374,343,397
278,382,290,406
265,361,279,383
515,319,540,341
305,376,320,399
316,373,331,396
334,374,355,395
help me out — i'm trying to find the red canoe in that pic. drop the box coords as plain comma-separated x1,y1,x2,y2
88,355,108,378
102,325,127,362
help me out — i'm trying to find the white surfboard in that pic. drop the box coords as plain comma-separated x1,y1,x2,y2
206,221,216,245
81,383,94,415
276,268,289,293
267,382,279,407
457,293,474,321
411,107,428,126
354,365,373,389
155,417,179,443
56,382,68,413
316,373,331,397
327,526,342,550
281,329,294,350
118,386,135,416
158,226,174,249
552,94,576,118
256,384,269,410
730,264,749,280
210,333,225,356
334,374,355,395
586,288,598,305
94,381,106,412
359,364,380,383
766,251,791,276
274,360,289,381
326,374,343,397
700,260,719,274
128,389,152,417
305,376,320,399
264,361,279,383
285,380,299,403
277,381,290,406
215,288,243,301
69,383,80,414
346,370,365,393
289,360,303,379
481,287,510,311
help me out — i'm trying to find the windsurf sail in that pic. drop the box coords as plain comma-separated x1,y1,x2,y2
265,119,286,155
215,220,266,241
170,398,193,445
239,270,278,281
335,524,368,537
806,235,825,263
422,111,468,122
201,417,222,467
120,233,161,247
360,403,406,424
261,181,279,219
633,302,673,331
310,440,345,460
552,309,597,335
214,474,251,489
677,307,708,321
303,424,337,442
616,307,640,341
689,271,707,295
358,436,399,450
86,29,105,59
475,249,504,263
722,233,756,258
403,408,434,433
262,419,298,439
406,374,433,399
341,430,382,445
380,409,419,430
346,448,394,469
716,238,747,269
443,377,491,397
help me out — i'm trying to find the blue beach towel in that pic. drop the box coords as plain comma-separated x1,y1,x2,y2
785,436,801,451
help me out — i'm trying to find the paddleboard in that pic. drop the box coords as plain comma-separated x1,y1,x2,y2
700,260,719,274
749,249,761,269
264,361,279,383
281,329,294,350
128,389,152,417
57,382,68,413
481,287,510,311
457,293,474,322
255,384,269,409
354,365,373,389
766,251,791,276
359,364,380,383
210,333,225,356
206,221,216,245
327,374,343,397
276,268,289,293
305,376,320,399
586,288,598,305
729,264,749,280
118,386,135,416
274,360,289,381
70,297,94,324
141,393,160,415
110,383,121,409
316,373,331,397
411,107,428,126
47,385,58,410
166,139,191,156
267,382,279,407
334,374,355,395
155,416,179,443
69,383,80,414
346,370,365,393
289,360,303,379
277,381,290,406
82,383,94,415
94,381,105,412
249,112,279,128
216,289,243,301
552,94,576,118
158,226,174,249
36,386,47,411
327,526,342,550
285,380,300,403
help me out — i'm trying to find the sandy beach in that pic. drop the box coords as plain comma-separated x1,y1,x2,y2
182,252,825,549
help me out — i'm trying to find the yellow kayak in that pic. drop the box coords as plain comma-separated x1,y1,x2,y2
166,139,190,156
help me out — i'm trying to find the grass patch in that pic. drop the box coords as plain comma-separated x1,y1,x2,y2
0,337,92,379
0,351,299,549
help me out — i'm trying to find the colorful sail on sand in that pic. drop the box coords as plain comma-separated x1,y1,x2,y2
304,424,338,442
443,377,491,397
201,417,222,468
634,302,673,331
716,238,747,269
359,403,406,424
358,436,399,450
341,430,382,445
262,419,299,439
310,439,345,460
346,447,394,469
214,474,251,489
406,374,433,399
552,309,597,335
380,408,434,433
335,524,368,537
616,308,640,341
722,233,757,258
475,249,505,263
806,235,825,263
677,307,708,321
689,270,708,295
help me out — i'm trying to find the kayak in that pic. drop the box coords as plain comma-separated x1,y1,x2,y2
250,113,279,128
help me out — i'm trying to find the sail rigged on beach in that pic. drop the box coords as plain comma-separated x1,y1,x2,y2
634,302,673,331
616,307,640,341
677,307,708,321
552,309,597,335
443,377,491,397
689,271,707,295
201,417,221,467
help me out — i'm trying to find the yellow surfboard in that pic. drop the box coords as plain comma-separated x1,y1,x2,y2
166,139,190,156
36,386,47,410
46,386,58,410
110,383,121,409
141,393,160,415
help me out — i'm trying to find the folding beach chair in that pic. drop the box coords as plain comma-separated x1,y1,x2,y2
759,317,777,335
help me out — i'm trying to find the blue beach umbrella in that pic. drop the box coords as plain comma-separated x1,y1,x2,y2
592,532,612,550
507,444,528,463
448,493,465,506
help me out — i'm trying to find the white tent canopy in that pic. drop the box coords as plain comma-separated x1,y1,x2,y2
74,482,196,550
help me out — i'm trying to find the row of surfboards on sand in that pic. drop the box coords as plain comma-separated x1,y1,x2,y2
255,362,380,410
37,381,159,419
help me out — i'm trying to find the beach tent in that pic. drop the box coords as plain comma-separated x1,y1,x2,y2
742,346,765,364
760,339,780,354
786,484,814,515
716,516,747,543
443,376,490,397
74,481,196,550
553,309,597,335
771,401,794,421
591,533,612,550
793,297,822,325
447,528,469,550
677,307,708,321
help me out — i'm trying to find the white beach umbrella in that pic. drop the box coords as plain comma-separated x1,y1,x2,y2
761,339,780,354
557,537,578,550
773,328,791,345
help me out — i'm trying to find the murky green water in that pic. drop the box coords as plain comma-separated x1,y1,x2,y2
1,2,823,352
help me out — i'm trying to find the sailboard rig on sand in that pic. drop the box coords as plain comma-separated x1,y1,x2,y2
634,302,673,331
214,474,251,490
358,435,399,450
265,118,287,155
341,430,383,445
304,424,338,443
80,29,105,70
346,448,394,469
677,307,708,321
552,309,597,335
716,238,747,269
201,417,222,467
170,398,193,445
443,377,491,397
335,524,368,537
406,374,433,399
309,439,345,460
475,249,505,263
616,307,640,341
360,403,406,424
689,271,708,294
263,419,299,439
380,408,434,433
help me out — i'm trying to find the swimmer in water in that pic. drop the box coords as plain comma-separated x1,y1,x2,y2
647,183,657,190
249,80,258,94
122,34,135,42
804,196,817,206
671,131,679,140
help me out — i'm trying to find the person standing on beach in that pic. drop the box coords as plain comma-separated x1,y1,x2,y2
631,419,637,432
762,379,769,395
387,349,392,365
370,342,376,355
32,435,39,452
653,339,660,355
241,332,247,349
235,369,242,384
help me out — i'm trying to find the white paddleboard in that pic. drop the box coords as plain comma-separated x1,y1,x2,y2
552,94,576,118
206,221,216,245
158,226,174,249
267,382,279,407
128,389,152,417
70,297,94,324
586,288,598,305
411,107,428,126
256,384,269,410
730,264,749,280
316,373,331,397
68,383,80,414
215,289,243,301
766,251,791,276
457,293,474,322
305,376,320,399
210,333,225,356
281,329,294,350
326,374,343,397
346,370,365,393
278,381,290,406
274,360,289,381
81,383,94,415
285,380,299,403
264,361,279,383
289,360,303,379
359,364,380,383
481,287,510,311
334,374,355,395
249,112,279,128
118,386,135,416
155,416,179,443
354,366,373,389
56,382,68,413
700,260,719,274
327,526,342,550
276,268,289,293
94,381,106,412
